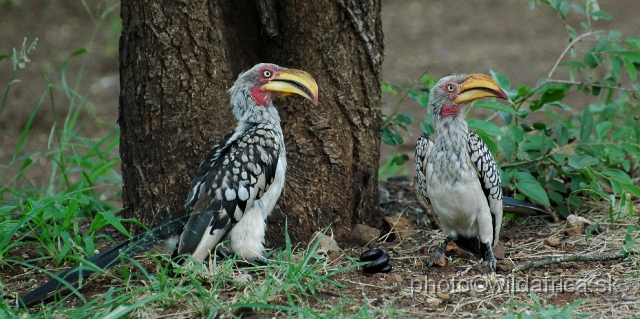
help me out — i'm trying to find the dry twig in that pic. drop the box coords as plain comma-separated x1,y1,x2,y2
514,252,629,272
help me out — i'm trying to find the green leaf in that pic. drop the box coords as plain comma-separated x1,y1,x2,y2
622,57,638,81
584,51,601,68
623,36,640,51
595,121,611,141
592,11,612,21
601,169,633,185
612,126,634,141
490,70,511,91
540,88,567,105
395,113,413,124
516,171,537,182
625,184,640,198
475,130,499,156
473,100,518,115
579,107,593,141
498,135,516,160
568,154,598,169
510,125,525,143
516,179,550,206
468,119,506,137
94,210,132,238
552,152,567,164
608,55,621,79
381,82,397,95
556,122,569,146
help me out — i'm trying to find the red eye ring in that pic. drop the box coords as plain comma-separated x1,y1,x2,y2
445,83,456,93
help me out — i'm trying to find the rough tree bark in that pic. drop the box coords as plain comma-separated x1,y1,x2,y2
119,0,383,247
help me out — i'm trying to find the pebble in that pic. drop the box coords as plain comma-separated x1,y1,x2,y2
425,298,441,308
381,216,415,241
544,236,560,247
437,292,450,300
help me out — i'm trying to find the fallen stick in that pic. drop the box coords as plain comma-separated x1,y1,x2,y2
514,252,629,272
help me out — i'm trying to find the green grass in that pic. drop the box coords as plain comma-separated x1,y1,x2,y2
5,224,394,318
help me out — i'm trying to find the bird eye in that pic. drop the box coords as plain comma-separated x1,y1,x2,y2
446,84,456,93
262,70,272,78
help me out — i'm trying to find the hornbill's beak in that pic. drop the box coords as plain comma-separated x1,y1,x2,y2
454,73,508,104
262,68,319,106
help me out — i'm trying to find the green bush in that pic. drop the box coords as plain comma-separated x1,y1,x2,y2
381,0,640,221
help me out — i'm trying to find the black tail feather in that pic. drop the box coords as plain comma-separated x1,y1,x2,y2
503,196,547,216
18,209,188,307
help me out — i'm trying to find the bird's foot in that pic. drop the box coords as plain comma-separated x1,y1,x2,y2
236,256,269,267
482,242,497,271
426,235,453,267
426,250,445,267
215,246,233,260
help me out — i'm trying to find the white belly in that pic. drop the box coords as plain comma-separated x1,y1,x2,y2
425,156,489,240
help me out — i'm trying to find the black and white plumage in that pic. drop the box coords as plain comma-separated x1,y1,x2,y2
176,63,317,263
415,73,508,271
18,63,318,307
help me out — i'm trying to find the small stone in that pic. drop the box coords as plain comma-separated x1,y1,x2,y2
425,298,441,308
567,214,592,228
544,237,560,247
387,273,403,282
349,305,359,312
564,226,583,236
381,216,416,241
232,273,252,283
347,224,381,247
467,290,478,298
445,241,471,259
328,250,341,261
311,231,340,253
437,292,450,300
493,241,505,259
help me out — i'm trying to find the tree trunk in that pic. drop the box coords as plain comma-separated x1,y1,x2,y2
119,0,383,247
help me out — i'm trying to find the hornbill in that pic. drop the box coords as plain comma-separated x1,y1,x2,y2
18,63,319,307
415,73,508,271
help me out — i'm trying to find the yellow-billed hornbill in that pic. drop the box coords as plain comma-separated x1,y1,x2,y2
415,74,507,271
19,63,318,307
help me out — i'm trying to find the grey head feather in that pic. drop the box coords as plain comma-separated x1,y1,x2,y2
228,63,282,125
428,73,467,126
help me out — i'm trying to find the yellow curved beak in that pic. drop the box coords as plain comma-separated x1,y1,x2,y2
454,73,508,104
262,68,319,106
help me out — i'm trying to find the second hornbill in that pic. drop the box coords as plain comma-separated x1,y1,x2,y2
19,63,319,307
415,73,508,271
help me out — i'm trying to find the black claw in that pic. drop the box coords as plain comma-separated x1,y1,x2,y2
427,235,452,267
215,247,233,260
426,250,444,268
482,242,497,271
360,249,392,274
252,257,269,266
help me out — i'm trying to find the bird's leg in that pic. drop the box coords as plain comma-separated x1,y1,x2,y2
427,235,452,267
482,241,497,271
215,246,233,260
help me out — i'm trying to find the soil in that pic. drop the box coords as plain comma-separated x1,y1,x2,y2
2,0,640,317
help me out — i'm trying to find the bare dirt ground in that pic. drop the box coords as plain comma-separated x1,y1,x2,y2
2,0,640,317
